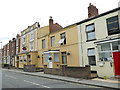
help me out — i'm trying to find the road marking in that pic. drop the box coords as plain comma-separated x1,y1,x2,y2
5,75,17,79
41,85,51,88
24,80,51,88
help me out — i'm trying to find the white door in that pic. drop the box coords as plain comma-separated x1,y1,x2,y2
49,53,52,68
49,62,53,68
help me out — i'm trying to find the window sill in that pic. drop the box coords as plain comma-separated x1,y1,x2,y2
90,65,96,66
86,39,96,42
60,44,66,46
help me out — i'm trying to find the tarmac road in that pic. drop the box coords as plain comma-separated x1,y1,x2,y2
2,69,106,89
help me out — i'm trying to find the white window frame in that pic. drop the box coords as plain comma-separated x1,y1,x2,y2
30,41,34,51
42,39,45,49
51,36,55,47
86,24,96,41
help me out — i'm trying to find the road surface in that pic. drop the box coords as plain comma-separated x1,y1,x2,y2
2,70,106,89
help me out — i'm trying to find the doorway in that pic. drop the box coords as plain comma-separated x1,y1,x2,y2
113,51,120,76
17,57,19,68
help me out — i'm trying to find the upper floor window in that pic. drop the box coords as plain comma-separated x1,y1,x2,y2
24,55,26,63
30,32,34,40
42,39,45,49
30,41,34,51
23,37,25,43
86,24,96,41
16,47,18,54
16,40,18,46
59,33,66,45
51,36,55,47
106,16,119,35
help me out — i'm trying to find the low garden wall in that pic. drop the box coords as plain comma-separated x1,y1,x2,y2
23,65,36,72
44,65,91,79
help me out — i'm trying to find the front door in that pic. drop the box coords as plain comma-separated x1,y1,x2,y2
17,61,19,68
49,53,52,68
113,51,120,76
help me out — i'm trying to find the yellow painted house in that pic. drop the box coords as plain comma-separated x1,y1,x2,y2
37,17,80,68
15,22,40,68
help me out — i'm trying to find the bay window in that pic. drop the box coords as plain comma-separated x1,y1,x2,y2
97,41,120,61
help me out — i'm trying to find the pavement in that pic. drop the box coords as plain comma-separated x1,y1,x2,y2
2,68,120,89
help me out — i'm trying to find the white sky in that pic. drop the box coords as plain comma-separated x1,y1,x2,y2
0,0,119,47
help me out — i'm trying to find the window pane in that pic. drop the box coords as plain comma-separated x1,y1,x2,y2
98,43,111,51
61,33,66,39
60,33,66,45
87,32,95,40
112,41,119,50
86,24,94,32
54,53,59,62
58,39,64,44
99,52,113,61
88,49,95,56
62,52,67,64
51,37,55,47
44,53,49,63
42,40,45,49
88,56,96,65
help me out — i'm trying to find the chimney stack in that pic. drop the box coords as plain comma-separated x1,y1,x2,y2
49,16,54,33
9,40,11,43
12,38,15,40
16,34,20,38
88,3,99,18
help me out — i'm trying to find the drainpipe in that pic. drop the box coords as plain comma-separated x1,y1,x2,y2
78,25,84,67
80,24,84,67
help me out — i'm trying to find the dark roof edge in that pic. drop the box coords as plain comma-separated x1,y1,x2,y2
76,7,120,25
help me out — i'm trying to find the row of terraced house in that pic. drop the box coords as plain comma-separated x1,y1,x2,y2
1,4,120,78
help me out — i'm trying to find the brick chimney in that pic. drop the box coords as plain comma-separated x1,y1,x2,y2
49,16,54,33
88,3,99,18
16,34,20,38
12,38,15,40
9,40,11,43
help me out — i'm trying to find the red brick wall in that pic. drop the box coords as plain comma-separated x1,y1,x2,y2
9,41,11,56
13,40,16,55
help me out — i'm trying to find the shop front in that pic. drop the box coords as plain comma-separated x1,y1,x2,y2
95,38,120,77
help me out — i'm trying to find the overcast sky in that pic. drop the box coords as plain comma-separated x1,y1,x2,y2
0,0,120,47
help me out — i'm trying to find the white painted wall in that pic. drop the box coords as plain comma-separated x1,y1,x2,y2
78,10,119,77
